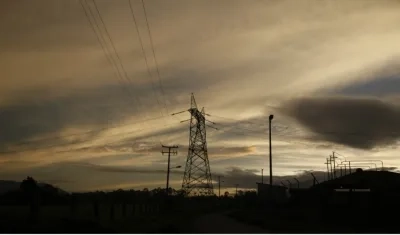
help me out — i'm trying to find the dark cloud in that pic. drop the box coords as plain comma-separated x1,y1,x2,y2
0,64,241,153
337,76,400,97
0,81,172,151
328,58,400,97
279,96,400,149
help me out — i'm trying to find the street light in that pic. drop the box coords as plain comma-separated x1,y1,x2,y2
217,176,224,197
261,169,264,184
269,114,274,187
166,165,181,195
170,165,181,169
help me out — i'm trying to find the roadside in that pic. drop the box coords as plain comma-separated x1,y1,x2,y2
189,211,269,233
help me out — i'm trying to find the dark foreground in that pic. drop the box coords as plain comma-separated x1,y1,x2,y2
2,203,400,233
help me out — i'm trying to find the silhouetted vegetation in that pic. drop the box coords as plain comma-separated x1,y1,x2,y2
3,172,400,233
0,177,240,233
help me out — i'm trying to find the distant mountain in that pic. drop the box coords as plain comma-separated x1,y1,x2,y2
0,180,69,195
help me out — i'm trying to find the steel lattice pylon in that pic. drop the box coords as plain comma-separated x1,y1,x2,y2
182,94,214,196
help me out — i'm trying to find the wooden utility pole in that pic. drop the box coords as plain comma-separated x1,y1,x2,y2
332,152,337,178
234,184,239,196
325,158,331,180
162,145,178,195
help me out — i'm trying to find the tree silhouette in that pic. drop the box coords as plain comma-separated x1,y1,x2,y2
20,176,40,221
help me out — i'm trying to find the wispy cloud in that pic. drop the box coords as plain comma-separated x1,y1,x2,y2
1,0,400,191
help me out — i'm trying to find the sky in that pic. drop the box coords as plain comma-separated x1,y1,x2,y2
1,0,400,193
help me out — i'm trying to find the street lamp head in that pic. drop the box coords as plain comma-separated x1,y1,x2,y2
269,114,274,120
176,165,182,168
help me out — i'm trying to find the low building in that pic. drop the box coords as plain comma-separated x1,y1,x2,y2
302,170,400,208
256,183,289,203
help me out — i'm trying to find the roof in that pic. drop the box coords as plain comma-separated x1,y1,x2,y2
257,183,287,189
311,170,400,191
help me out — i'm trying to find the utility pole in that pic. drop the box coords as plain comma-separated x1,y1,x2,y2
162,145,178,195
330,155,336,179
349,161,352,174
325,158,331,180
261,169,264,184
234,184,239,196
218,176,224,197
269,114,274,187
332,152,337,178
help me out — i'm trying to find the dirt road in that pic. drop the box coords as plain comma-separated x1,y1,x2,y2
190,212,269,233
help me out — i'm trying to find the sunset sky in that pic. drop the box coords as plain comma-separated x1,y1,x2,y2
1,0,400,193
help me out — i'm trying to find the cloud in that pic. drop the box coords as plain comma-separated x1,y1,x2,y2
2,0,400,191
280,96,400,149
0,82,175,151
63,161,183,176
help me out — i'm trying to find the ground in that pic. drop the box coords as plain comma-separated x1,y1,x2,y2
191,211,269,233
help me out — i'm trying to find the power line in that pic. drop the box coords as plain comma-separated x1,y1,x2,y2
90,0,144,115
82,0,133,105
80,0,138,118
128,0,164,115
127,0,169,145
91,0,166,145
78,0,168,154
80,0,114,70
140,0,170,117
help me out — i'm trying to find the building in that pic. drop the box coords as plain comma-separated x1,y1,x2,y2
294,169,400,208
256,183,289,203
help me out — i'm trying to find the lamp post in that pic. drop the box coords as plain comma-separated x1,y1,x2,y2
218,176,224,197
269,114,274,187
261,169,264,184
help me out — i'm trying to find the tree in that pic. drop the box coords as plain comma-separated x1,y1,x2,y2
20,176,40,221
224,191,229,197
20,176,38,195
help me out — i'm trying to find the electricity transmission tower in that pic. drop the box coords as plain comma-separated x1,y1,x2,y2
171,93,216,196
